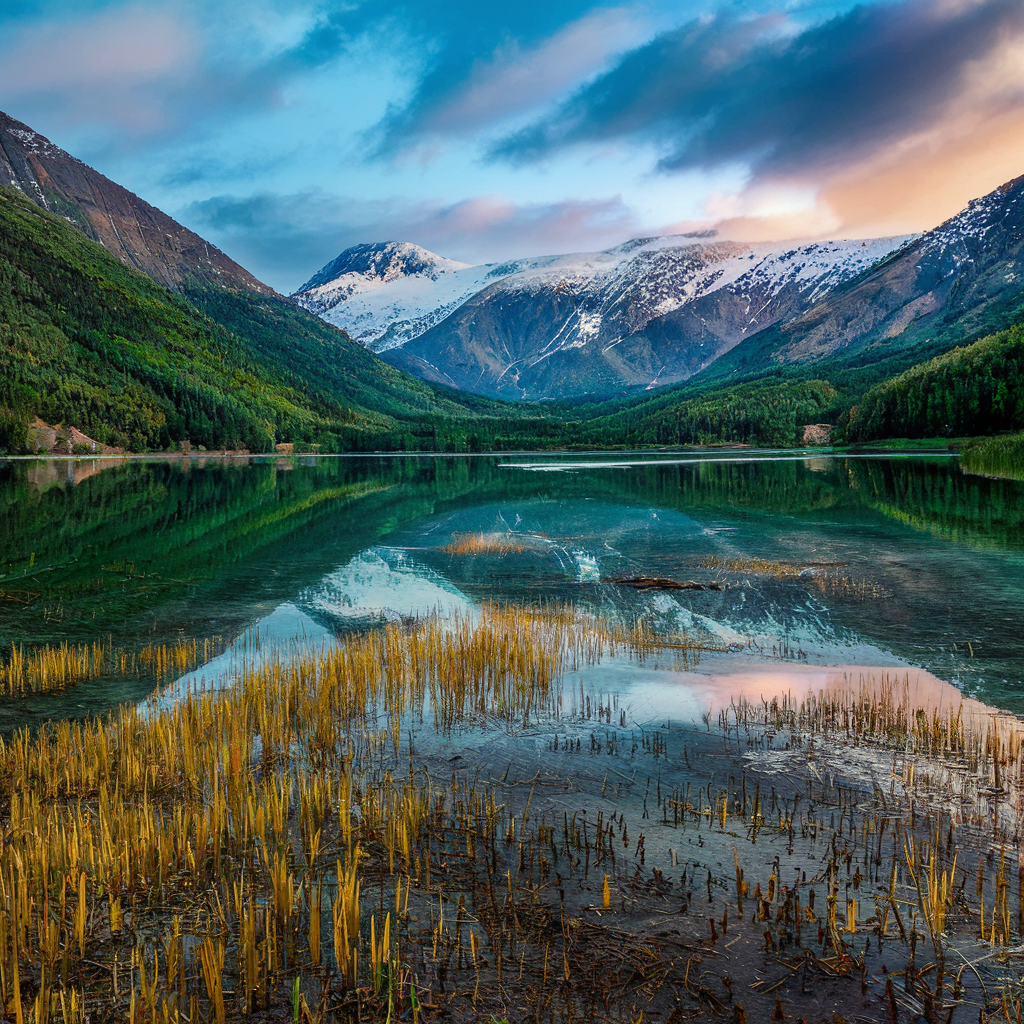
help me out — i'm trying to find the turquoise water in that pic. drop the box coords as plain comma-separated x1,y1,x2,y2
2,450,1023,727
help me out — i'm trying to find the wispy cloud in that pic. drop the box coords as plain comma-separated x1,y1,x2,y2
371,6,652,154
4,0,1024,277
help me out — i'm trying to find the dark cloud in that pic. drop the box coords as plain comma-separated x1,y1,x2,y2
491,0,1024,180
332,0,608,155
181,189,636,291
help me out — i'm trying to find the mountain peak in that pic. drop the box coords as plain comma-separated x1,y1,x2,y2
296,241,470,297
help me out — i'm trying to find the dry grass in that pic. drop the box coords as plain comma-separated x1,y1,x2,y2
1,607,1022,1023
700,555,886,599
1,638,217,696
442,533,532,556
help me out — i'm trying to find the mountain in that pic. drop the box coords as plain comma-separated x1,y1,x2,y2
708,173,1024,381
294,234,911,400
0,111,272,295
0,111,572,453
0,185,372,452
298,241,470,298
0,185,566,453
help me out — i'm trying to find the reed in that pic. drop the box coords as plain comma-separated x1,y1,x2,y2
1,637,216,696
0,602,1021,1023
442,533,531,555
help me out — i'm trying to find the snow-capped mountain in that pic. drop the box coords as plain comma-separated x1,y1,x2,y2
711,173,1024,375
294,233,912,399
298,241,471,305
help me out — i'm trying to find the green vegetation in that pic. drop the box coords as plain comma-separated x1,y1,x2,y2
573,378,840,447
181,284,564,451
0,188,378,451
0,187,562,454
843,325,1024,442
959,431,1024,481
845,437,960,450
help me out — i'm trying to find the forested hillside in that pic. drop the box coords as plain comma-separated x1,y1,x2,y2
6,178,1024,455
0,188,385,451
0,187,562,453
843,326,1024,441
573,379,840,447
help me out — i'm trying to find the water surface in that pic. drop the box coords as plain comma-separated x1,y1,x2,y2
2,450,1022,726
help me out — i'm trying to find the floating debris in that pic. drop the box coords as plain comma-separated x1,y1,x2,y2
607,575,725,591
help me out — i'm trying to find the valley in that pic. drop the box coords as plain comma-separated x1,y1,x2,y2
4,12,1024,1021
4,109,1024,459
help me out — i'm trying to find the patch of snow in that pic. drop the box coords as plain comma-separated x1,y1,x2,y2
7,127,66,159
576,310,602,340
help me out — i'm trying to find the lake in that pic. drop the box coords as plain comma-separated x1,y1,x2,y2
2,450,1022,726
3,450,1023,1022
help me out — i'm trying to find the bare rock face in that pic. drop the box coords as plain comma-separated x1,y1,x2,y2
0,110,273,295
801,424,834,446
28,418,123,455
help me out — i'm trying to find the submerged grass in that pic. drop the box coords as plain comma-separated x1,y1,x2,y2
0,603,669,1023
699,555,886,600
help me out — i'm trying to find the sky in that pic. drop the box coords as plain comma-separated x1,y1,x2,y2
2,0,1024,292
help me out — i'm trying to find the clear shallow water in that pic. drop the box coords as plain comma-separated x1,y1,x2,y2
2,450,1024,727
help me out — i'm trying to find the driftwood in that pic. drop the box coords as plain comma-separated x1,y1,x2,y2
607,576,725,592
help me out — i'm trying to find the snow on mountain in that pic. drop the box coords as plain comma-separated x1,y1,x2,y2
294,234,911,360
296,242,471,326
726,173,1024,373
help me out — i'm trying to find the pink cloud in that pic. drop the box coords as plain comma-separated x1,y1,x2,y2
0,5,194,91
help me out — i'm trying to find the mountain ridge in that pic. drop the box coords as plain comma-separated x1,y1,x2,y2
703,172,1024,382
0,110,273,295
295,233,912,400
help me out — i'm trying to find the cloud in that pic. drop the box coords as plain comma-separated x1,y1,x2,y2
0,5,191,89
0,0,360,143
182,189,638,291
358,0,632,156
0,4,197,131
494,0,1024,173
383,7,650,146
487,0,1024,241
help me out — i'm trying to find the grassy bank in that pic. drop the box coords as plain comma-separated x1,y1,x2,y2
959,431,1024,481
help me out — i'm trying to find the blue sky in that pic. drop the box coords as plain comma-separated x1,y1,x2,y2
3,0,1024,291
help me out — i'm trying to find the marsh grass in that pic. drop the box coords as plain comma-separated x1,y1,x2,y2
442,534,532,556
0,607,1022,1023
0,603,679,1023
1,638,217,696
699,555,886,599
960,433,1024,482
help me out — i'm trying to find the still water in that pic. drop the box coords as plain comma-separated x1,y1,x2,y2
2,450,1022,729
